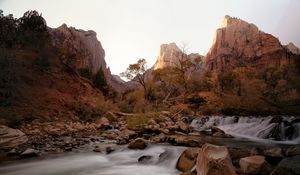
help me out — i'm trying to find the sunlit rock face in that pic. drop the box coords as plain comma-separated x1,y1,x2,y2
205,15,297,72
153,43,183,70
285,42,300,55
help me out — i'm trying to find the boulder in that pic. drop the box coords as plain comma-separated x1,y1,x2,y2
19,148,39,158
212,132,233,138
0,125,28,150
264,147,284,165
176,148,199,172
93,143,117,154
239,155,272,175
128,138,147,149
119,129,137,140
271,155,300,175
211,126,225,134
177,121,189,133
150,136,161,143
285,145,300,157
196,143,236,175
95,117,110,129
138,155,152,163
106,146,115,154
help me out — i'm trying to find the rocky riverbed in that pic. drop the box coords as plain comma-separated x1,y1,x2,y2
1,112,300,174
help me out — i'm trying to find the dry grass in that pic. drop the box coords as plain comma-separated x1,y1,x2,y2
125,112,163,130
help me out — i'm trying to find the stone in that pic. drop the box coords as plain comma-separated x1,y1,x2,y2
0,125,28,150
119,129,137,140
106,146,115,154
7,148,18,156
64,147,72,151
285,145,300,157
239,155,272,175
211,126,225,134
93,148,102,153
204,15,295,72
19,148,39,158
150,136,161,143
271,155,300,175
196,143,236,175
181,172,196,175
128,138,147,149
177,121,189,133
138,155,152,163
212,132,233,138
95,117,110,129
176,148,199,172
264,148,284,165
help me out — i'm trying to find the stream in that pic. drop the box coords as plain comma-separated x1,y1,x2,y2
0,144,185,175
1,115,299,175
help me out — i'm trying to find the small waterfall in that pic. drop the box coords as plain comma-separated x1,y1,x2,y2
191,116,300,144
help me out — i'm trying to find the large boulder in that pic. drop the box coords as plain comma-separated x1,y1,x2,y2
19,148,39,158
285,145,300,157
128,138,147,149
196,143,236,175
0,125,28,150
239,155,272,175
176,148,199,172
271,155,300,175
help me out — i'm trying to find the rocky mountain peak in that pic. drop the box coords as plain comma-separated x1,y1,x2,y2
205,15,288,72
153,42,183,70
285,42,300,55
51,24,106,75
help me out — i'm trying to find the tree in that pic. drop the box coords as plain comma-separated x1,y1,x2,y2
18,10,48,46
0,11,18,47
121,58,151,100
93,67,109,96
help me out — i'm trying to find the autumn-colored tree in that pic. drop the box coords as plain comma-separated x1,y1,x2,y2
171,44,203,94
121,58,152,100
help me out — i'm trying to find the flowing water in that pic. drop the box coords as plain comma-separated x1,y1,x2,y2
1,116,299,174
0,144,185,175
191,116,300,144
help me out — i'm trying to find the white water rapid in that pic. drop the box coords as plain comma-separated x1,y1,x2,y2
0,144,185,175
191,116,300,144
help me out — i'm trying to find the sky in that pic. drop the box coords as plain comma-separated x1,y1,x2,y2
1,0,300,75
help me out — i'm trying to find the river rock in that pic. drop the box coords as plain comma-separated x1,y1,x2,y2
211,126,225,134
239,155,272,175
138,155,152,163
264,147,284,165
95,117,110,129
0,125,28,150
265,148,284,157
176,148,199,172
285,145,300,157
128,138,147,149
196,143,236,175
271,155,300,175
19,148,39,158
177,121,189,133
119,129,137,140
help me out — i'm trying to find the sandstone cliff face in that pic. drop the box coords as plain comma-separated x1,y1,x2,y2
152,43,203,70
153,43,183,70
50,24,125,91
285,42,300,55
205,15,297,72
51,24,106,74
